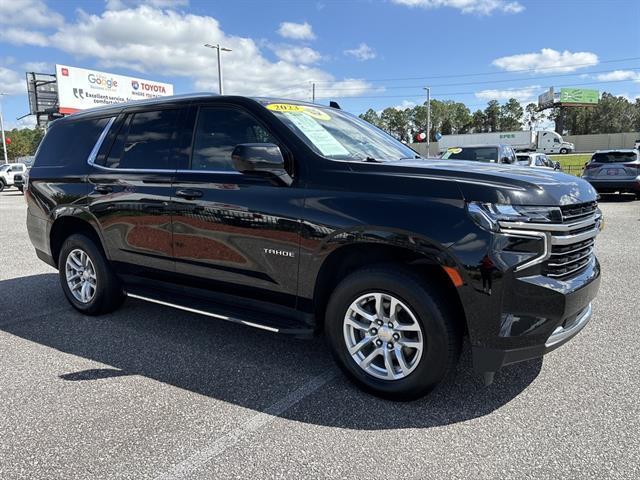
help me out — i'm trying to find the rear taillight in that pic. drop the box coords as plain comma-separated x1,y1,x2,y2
623,163,640,172
584,162,601,170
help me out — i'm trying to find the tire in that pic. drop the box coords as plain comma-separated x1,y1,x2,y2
560,148,568,154
0,180,5,192
17,186,23,193
325,266,461,401
58,233,124,315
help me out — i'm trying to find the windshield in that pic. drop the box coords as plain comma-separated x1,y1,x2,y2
591,152,638,164
263,102,418,161
441,147,499,162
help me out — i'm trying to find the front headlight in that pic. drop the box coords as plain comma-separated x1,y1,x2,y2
466,202,562,232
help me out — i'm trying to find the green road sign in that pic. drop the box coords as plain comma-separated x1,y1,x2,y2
559,88,599,104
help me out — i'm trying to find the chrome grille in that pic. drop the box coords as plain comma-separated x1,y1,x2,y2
499,202,601,279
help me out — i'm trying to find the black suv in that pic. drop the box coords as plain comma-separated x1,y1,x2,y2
26,94,602,400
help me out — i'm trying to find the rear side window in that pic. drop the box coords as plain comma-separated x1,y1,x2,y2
591,152,638,164
104,109,182,170
34,117,110,167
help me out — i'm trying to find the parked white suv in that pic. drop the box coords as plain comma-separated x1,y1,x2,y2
0,163,27,192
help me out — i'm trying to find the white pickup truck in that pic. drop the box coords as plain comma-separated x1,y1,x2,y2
0,163,27,192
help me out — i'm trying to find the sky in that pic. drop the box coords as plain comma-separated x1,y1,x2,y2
1,0,639,129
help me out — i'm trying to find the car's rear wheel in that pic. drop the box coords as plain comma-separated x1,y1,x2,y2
560,148,568,154
0,180,5,192
58,234,124,315
325,266,461,400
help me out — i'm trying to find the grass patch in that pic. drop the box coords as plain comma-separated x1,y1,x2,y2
549,153,592,176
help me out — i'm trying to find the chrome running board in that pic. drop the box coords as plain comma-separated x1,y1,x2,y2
126,292,280,333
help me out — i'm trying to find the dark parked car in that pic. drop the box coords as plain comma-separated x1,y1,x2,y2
582,149,640,198
440,144,517,164
26,94,602,400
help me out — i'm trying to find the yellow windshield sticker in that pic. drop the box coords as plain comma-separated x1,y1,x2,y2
302,106,331,121
267,103,331,121
267,103,305,113
448,147,462,154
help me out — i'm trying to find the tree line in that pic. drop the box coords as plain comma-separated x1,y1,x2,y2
359,92,640,142
2,127,45,162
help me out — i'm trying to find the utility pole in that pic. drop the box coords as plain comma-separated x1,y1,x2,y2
0,93,8,165
204,44,232,94
423,87,431,155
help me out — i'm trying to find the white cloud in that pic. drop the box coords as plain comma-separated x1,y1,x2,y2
106,0,189,9
2,6,371,100
344,43,377,61
277,21,315,40
0,66,26,95
392,0,524,15
493,48,598,73
395,100,417,110
22,61,52,72
272,46,323,65
596,70,640,83
0,0,64,28
0,27,49,46
6,115,38,130
475,85,541,104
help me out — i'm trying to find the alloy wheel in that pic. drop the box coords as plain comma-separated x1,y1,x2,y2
343,292,424,380
65,248,98,304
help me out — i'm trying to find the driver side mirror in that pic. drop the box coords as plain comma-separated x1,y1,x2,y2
231,143,292,186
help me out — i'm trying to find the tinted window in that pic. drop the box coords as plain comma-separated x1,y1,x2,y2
516,155,530,166
441,147,499,162
34,117,110,167
191,107,276,171
591,152,638,164
105,109,181,170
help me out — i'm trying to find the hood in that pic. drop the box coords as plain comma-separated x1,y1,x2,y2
357,159,597,206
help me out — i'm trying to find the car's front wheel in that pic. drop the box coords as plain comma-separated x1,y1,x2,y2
58,234,124,315
560,148,569,154
0,180,5,192
325,267,461,400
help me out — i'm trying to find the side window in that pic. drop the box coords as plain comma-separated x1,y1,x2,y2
34,117,110,167
191,107,277,171
535,156,545,166
553,137,560,143
105,109,181,170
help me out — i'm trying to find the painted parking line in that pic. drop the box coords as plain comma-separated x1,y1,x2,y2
155,370,337,480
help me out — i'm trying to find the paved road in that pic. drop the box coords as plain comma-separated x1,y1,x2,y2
1,189,638,479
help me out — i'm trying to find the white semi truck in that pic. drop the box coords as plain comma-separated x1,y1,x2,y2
438,130,575,154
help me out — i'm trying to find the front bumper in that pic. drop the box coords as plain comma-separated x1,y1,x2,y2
469,258,600,374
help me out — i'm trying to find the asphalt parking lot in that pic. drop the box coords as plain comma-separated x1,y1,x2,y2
0,189,638,480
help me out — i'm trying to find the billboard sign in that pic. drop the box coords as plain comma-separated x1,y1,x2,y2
559,88,599,105
55,64,174,113
538,87,554,109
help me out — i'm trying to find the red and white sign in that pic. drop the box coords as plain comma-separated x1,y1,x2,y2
56,64,174,114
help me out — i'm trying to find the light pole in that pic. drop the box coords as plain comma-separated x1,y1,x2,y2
423,86,431,155
204,43,232,94
0,93,8,165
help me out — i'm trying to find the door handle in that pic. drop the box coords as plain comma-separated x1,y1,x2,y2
175,188,203,200
94,185,113,194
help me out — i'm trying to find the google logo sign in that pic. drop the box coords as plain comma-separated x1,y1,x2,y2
88,73,118,89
